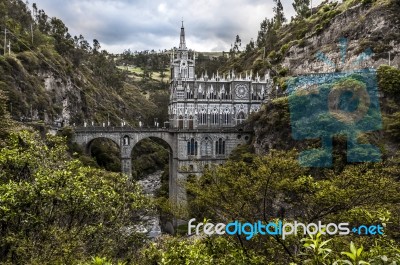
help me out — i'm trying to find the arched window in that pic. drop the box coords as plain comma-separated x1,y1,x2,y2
187,138,198,156
215,138,225,155
188,115,194,129
197,90,202,99
201,138,211,156
186,86,193,99
123,135,130,146
223,113,229,125
199,112,207,125
237,112,245,124
178,115,184,129
211,113,219,125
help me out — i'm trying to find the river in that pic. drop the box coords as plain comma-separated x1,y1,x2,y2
137,170,163,238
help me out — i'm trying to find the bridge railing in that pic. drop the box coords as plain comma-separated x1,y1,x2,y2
73,126,252,133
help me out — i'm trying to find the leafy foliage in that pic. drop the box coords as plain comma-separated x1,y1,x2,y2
184,149,400,264
301,232,332,264
131,138,169,179
378,65,400,97
0,130,149,264
293,0,311,19
137,236,266,265
0,88,13,138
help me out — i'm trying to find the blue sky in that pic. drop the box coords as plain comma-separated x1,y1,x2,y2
31,0,324,53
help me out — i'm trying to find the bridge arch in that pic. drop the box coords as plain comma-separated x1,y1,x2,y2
131,134,174,152
131,135,174,199
73,129,179,204
86,137,121,172
129,134,177,204
85,136,121,155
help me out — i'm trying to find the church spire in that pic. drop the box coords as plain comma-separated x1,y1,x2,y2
179,20,187,50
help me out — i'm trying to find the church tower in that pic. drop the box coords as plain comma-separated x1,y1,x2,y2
170,22,195,88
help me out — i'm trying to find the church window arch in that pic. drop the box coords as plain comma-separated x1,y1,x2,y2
201,137,212,156
215,138,225,155
188,115,194,129
211,108,219,125
223,108,230,125
237,112,245,124
178,115,184,129
199,109,207,125
187,138,198,156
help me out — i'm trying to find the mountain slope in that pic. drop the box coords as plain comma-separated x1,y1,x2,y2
228,0,400,163
221,0,399,81
0,0,160,127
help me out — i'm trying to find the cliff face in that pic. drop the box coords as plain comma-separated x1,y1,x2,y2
220,0,400,78
41,72,76,123
242,0,400,156
282,1,400,75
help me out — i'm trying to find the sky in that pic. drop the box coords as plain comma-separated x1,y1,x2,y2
31,0,324,54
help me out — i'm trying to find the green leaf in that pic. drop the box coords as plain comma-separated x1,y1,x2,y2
356,245,363,257
341,251,356,261
350,242,357,255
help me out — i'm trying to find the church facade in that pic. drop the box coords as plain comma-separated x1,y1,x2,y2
168,23,270,130
165,24,272,204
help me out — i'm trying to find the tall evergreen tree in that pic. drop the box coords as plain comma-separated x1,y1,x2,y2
273,0,286,28
233,34,241,52
292,0,310,19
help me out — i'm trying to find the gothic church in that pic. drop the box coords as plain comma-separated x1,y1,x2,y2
168,23,270,130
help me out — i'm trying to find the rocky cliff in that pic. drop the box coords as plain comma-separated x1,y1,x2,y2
235,0,400,157
282,0,400,75
222,0,400,77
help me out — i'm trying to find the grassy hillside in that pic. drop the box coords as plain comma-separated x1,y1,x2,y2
0,0,165,128
0,0,173,177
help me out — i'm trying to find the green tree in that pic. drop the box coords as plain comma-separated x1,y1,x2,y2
234,34,242,52
50,17,74,55
377,65,400,96
273,0,286,28
186,149,400,263
93,38,101,53
292,0,310,19
138,236,266,265
256,18,277,52
245,39,255,53
0,130,150,264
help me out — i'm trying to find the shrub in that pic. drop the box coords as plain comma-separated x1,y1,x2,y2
377,65,400,96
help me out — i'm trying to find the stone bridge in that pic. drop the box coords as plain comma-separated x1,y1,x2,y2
73,126,253,206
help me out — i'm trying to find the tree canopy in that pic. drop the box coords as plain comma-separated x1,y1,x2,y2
0,130,150,264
